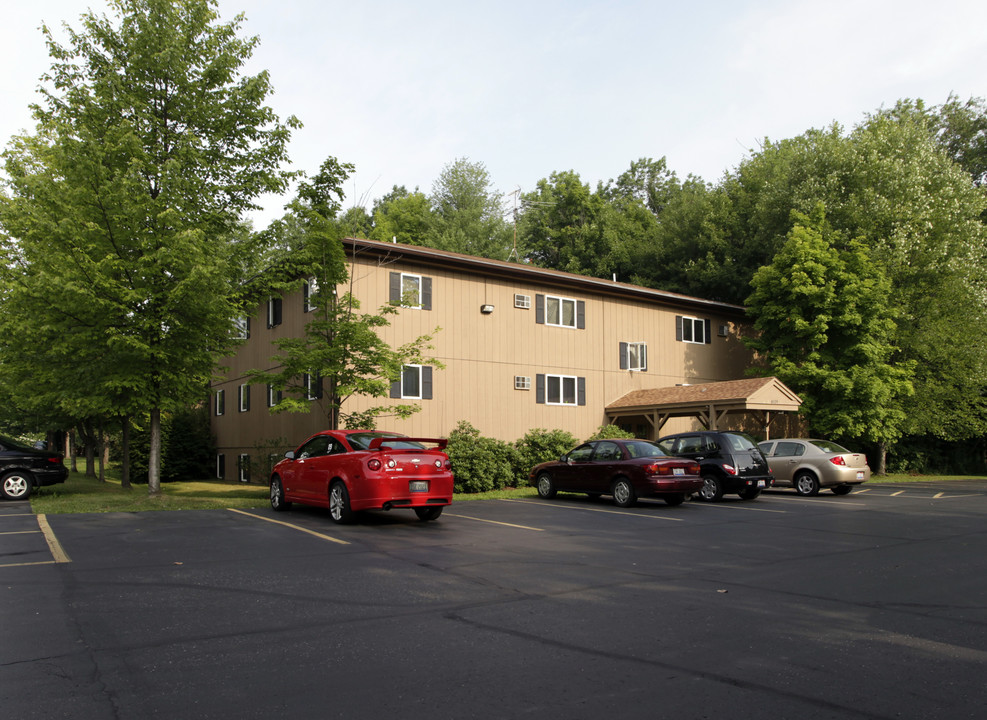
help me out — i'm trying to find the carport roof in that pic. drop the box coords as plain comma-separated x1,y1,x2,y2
605,377,802,435
607,377,802,413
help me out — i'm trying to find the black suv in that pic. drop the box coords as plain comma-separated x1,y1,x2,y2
657,431,773,501
0,435,68,501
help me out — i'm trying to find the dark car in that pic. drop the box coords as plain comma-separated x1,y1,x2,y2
528,438,703,508
657,430,772,501
0,435,69,501
269,430,454,523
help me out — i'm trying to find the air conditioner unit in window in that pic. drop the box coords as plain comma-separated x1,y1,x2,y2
718,324,729,337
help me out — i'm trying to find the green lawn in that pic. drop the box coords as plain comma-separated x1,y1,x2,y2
22,470,980,515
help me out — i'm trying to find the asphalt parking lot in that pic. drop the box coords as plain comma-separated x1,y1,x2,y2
2,482,986,720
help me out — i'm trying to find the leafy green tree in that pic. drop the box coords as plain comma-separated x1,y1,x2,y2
746,205,915,470
446,421,516,493
369,186,435,246
0,0,297,494
248,158,443,430
428,158,512,259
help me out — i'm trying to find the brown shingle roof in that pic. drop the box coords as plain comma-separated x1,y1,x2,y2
607,377,801,411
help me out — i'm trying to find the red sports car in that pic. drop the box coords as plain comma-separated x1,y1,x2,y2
269,430,454,523
529,438,703,507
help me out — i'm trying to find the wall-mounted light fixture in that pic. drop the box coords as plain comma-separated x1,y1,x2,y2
480,304,495,314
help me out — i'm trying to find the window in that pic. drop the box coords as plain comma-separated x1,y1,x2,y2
593,441,623,461
514,294,531,309
676,315,711,345
619,342,648,371
215,389,225,416
216,454,225,480
390,365,433,400
267,296,283,328
238,384,250,412
536,374,586,406
515,376,531,391
389,272,432,310
266,384,282,408
238,454,250,483
303,278,319,312
535,294,585,329
774,441,806,457
304,373,322,401
234,317,250,340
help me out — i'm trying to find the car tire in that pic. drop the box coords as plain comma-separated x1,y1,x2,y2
738,487,761,500
270,477,291,511
697,475,724,502
536,472,557,499
1,471,32,501
328,481,353,524
664,493,686,506
414,507,443,522
794,472,820,496
611,478,636,508
831,484,853,496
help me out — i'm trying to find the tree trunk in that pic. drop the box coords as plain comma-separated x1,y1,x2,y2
876,440,887,476
68,430,78,472
148,408,162,495
120,417,132,489
98,423,106,483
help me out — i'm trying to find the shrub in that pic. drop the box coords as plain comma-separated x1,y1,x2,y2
585,423,636,441
446,421,516,493
512,427,578,484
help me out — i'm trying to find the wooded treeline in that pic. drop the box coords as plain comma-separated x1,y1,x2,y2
2,0,986,481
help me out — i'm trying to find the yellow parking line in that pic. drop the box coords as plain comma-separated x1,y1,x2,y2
445,512,544,531
0,530,42,536
37,514,71,563
891,491,905,496
0,560,58,568
501,498,686,521
226,508,350,545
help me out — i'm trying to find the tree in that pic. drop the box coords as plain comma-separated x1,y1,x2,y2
428,158,512,259
0,0,298,494
746,206,914,470
248,158,443,430
369,186,435,246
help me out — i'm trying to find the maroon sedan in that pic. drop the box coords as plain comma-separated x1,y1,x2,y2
529,438,702,507
270,430,454,523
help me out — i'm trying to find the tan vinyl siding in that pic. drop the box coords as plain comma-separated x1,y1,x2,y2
212,239,755,461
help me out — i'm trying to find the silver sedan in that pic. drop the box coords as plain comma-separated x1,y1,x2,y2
757,439,870,496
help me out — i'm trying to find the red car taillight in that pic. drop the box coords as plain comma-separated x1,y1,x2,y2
367,458,382,471
829,456,847,466
722,464,737,476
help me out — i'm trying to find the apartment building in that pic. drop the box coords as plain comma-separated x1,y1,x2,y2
210,237,800,481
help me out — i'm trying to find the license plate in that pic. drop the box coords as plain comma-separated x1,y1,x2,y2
672,468,685,476
409,481,428,492
856,471,864,480
757,480,766,487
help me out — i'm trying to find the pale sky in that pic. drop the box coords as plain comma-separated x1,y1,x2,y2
2,0,986,228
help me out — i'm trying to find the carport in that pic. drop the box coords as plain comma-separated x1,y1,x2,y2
605,376,802,440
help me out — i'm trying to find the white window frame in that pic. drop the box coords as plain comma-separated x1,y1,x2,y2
238,384,249,412
304,277,319,312
267,384,279,408
305,374,319,401
514,294,531,309
216,454,225,479
515,376,531,391
401,364,423,399
233,316,249,340
681,315,706,344
627,342,647,371
545,294,578,328
238,454,250,483
400,273,423,309
546,374,578,406
215,389,225,416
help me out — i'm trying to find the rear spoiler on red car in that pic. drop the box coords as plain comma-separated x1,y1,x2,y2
368,437,448,450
